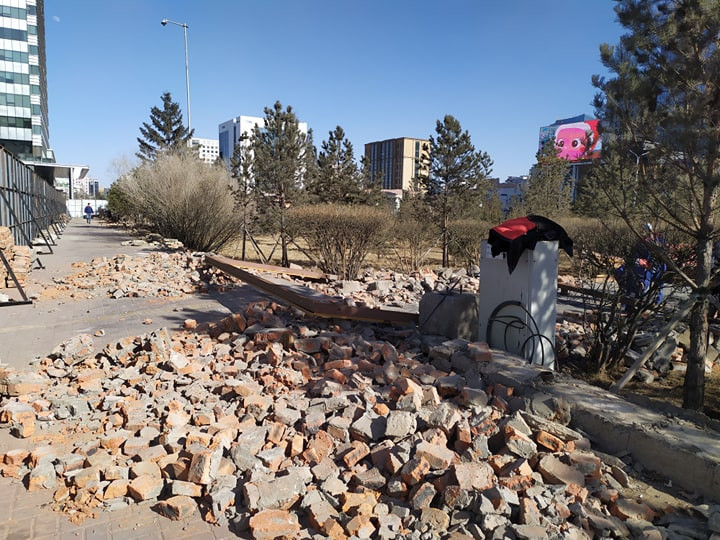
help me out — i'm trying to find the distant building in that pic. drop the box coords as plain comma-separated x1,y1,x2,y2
539,114,601,201
191,137,219,164
364,137,427,192
0,0,53,162
496,176,528,212
88,179,100,197
218,115,308,168
71,175,98,197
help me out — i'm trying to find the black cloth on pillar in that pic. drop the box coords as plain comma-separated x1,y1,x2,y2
487,215,573,274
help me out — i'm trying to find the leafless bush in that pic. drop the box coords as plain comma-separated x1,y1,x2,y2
121,153,243,252
560,217,637,280
287,204,392,279
389,218,439,273
388,193,439,272
559,216,671,374
448,219,491,268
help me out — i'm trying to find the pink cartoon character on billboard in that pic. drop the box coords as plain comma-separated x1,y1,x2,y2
554,120,600,161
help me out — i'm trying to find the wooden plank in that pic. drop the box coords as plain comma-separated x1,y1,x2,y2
206,254,418,325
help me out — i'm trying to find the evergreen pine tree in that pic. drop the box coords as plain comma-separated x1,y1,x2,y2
136,92,193,161
308,126,362,204
250,101,309,267
523,139,572,219
417,115,493,266
590,0,720,409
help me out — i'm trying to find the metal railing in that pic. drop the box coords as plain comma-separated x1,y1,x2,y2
0,146,67,305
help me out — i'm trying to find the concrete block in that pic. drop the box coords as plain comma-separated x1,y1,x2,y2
419,291,480,341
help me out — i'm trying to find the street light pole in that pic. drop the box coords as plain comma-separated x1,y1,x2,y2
161,18,191,133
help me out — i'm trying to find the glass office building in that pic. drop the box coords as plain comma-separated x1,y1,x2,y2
0,0,53,162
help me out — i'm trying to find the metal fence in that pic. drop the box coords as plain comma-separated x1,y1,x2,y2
0,146,66,247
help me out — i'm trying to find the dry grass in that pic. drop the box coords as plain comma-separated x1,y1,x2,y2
221,234,446,271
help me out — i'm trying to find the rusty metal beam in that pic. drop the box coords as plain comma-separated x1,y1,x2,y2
212,256,327,281
206,254,418,325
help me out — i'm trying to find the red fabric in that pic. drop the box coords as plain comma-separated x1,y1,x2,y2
490,216,537,241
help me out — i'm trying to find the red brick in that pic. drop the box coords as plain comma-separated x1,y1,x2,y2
454,462,494,491
536,430,565,452
538,454,585,486
345,514,375,537
610,498,656,521
415,441,456,470
128,474,164,500
401,457,430,486
104,479,130,499
343,441,370,467
341,491,378,513
519,497,542,525
155,495,198,520
3,449,28,466
249,509,301,540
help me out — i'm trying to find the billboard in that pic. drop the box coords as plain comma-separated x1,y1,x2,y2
539,115,601,162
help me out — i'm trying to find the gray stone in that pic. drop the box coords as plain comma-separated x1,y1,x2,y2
420,292,480,341
350,412,387,442
243,469,309,512
50,334,94,365
235,425,268,455
650,335,677,375
340,280,364,294
385,411,417,439
426,402,462,434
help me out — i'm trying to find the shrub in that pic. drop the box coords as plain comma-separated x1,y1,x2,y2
120,153,243,252
559,217,637,279
287,204,391,279
447,219,491,268
389,217,439,273
558,216,672,374
388,193,439,272
106,180,134,223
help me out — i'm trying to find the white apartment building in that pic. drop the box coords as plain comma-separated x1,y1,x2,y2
497,175,528,212
191,137,219,165
218,115,308,168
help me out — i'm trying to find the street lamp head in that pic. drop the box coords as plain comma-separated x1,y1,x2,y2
161,18,168,26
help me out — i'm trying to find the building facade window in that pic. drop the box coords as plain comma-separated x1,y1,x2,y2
0,50,29,63
0,94,31,107
0,71,30,84
0,116,32,129
0,28,27,41
0,6,27,18
219,130,229,161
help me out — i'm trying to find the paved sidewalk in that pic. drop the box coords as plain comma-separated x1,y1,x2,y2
0,218,265,539
1,219,265,370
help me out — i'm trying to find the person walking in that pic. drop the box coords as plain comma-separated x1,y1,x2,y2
84,204,94,224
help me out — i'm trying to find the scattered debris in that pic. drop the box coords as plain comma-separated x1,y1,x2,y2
1,301,716,537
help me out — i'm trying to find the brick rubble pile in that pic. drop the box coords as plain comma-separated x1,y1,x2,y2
41,252,213,299
0,225,31,288
1,302,717,538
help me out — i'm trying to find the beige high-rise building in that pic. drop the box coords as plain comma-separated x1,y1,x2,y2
364,137,427,192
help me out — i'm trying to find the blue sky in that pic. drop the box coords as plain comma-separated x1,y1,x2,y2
45,1,624,187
